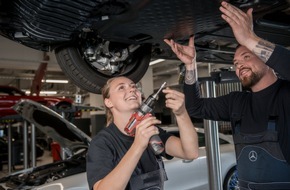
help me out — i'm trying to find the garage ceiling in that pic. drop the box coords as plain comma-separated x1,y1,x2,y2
0,36,75,95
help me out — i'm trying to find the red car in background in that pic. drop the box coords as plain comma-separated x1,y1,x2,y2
0,85,74,118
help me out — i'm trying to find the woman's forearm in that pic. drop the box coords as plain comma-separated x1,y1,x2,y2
175,112,199,160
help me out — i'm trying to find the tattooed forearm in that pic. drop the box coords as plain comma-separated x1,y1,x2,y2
185,69,197,85
252,40,275,63
185,58,198,85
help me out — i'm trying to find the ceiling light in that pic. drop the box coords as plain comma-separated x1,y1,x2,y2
39,91,57,95
25,90,57,95
42,79,69,83
149,59,165,66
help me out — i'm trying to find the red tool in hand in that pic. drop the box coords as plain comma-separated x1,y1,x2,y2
124,82,166,155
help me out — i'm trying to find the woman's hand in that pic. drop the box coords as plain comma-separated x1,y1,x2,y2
133,116,161,150
162,88,199,160
162,88,186,116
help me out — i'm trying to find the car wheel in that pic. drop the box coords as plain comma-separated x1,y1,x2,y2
223,166,239,190
55,42,152,94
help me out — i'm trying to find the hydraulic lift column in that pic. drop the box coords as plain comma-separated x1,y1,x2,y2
203,80,222,190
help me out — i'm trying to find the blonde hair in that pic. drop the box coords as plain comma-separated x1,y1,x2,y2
101,77,119,126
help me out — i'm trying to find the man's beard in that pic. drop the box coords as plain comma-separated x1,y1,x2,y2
240,70,262,90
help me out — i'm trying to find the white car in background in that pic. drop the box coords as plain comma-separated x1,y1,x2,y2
0,100,238,190
162,126,237,190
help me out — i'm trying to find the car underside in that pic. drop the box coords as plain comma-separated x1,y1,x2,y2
0,0,289,93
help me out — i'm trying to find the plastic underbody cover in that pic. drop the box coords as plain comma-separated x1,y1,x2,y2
0,0,289,62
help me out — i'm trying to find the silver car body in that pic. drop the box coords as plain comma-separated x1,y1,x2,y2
162,126,236,190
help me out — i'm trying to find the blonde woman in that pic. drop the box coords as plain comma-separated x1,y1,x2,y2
86,76,198,190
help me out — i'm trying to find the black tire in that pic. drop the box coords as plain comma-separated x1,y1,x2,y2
223,166,239,190
55,44,152,94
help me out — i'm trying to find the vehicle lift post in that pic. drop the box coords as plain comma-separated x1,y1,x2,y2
203,80,223,190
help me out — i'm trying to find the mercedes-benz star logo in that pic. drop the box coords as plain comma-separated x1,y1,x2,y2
248,150,258,162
